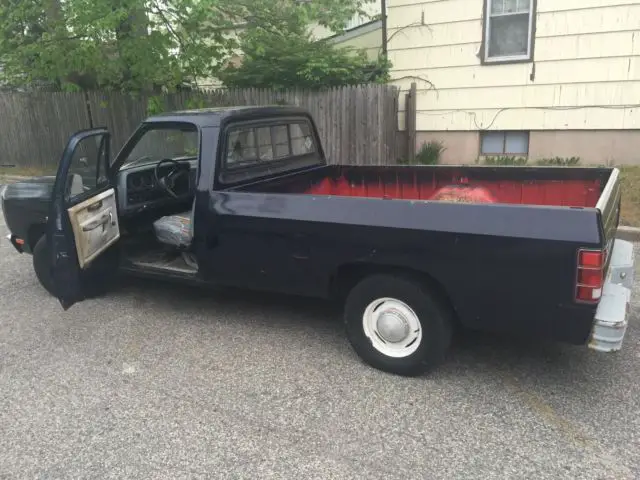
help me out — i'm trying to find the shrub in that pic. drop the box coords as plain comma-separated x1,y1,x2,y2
480,156,528,166
535,156,581,166
415,140,446,165
397,140,445,166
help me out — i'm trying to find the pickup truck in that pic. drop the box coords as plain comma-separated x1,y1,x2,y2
1,106,635,376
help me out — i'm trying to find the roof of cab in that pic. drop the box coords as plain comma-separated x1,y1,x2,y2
144,105,311,127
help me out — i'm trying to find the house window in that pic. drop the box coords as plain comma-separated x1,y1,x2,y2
483,0,535,63
481,131,529,156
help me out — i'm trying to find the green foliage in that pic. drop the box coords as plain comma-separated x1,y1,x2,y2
219,40,390,89
399,140,445,165
146,95,166,116
477,156,582,167
0,0,232,91
479,156,529,166
415,140,445,165
0,0,372,92
217,0,389,89
535,156,581,166
185,95,208,110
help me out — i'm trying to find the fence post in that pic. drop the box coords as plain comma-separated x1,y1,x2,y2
405,82,417,162
84,91,94,129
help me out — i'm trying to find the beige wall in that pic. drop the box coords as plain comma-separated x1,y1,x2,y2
415,131,480,164
388,0,640,132
311,0,382,39
529,131,640,165
414,130,640,165
332,25,382,60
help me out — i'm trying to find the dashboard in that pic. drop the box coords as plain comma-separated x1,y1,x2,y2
116,159,198,215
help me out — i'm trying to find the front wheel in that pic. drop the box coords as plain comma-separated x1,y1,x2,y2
344,274,452,377
32,235,115,299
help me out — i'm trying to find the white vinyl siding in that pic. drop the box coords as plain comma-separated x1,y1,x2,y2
388,0,640,131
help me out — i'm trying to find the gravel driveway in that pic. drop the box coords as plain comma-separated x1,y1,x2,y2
1,208,639,479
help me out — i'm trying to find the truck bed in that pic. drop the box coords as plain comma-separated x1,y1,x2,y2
239,165,610,208
232,164,620,258
221,164,621,345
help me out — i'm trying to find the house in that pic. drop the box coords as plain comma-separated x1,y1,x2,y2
313,0,383,60
387,0,640,165
326,17,383,61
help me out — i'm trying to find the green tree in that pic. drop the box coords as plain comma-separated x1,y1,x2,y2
0,0,379,92
217,0,389,89
0,0,235,91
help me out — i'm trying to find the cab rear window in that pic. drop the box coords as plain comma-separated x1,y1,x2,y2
225,121,316,170
219,117,322,185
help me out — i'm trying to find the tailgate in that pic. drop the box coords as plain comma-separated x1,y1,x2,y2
596,168,622,260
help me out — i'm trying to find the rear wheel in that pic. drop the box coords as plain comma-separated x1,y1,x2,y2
32,235,56,296
344,274,452,376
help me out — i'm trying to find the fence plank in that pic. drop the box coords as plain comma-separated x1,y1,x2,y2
0,85,401,171
0,92,90,172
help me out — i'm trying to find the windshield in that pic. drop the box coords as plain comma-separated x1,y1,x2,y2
122,125,199,168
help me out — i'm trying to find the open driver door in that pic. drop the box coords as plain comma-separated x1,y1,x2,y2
47,128,120,310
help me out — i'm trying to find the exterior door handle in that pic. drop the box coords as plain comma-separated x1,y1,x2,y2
82,212,112,232
292,233,309,260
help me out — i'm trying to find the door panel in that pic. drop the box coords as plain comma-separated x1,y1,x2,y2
67,188,120,269
47,128,116,309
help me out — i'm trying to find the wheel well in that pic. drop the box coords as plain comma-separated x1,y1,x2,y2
27,223,46,251
330,263,458,322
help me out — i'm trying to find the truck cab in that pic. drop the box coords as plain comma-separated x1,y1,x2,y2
30,106,325,308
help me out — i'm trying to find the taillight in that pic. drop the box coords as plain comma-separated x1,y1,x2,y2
575,248,604,303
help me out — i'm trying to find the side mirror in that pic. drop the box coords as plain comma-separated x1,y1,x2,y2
79,157,89,167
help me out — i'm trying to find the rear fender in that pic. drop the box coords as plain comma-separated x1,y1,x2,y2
330,262,458,323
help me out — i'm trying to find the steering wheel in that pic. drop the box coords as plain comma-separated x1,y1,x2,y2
154,158,189,199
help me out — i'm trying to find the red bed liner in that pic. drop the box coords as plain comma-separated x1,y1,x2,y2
305,175,602,208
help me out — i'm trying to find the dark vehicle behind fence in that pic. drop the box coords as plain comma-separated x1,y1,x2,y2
1,106,635,376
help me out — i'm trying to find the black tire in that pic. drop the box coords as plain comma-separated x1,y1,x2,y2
32,235,56,296
344,274,453,377
32,235,114,299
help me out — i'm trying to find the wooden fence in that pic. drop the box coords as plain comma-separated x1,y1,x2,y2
0,85,401,171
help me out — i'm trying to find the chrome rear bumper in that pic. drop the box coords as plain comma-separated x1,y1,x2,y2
589,239,635,352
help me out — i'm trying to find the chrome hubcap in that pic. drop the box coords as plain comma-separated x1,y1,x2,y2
362,297,423,358
376,310,410,343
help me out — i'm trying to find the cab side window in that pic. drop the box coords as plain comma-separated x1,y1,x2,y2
67,134,108,201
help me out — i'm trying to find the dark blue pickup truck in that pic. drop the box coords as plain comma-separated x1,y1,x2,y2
1,106,635,376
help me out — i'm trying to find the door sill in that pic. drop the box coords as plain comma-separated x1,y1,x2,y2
123,249,198,277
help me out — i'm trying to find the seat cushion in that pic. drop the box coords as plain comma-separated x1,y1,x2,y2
153,211,192,248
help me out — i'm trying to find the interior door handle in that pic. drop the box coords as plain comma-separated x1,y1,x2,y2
82,212,112,232
86,200,103,212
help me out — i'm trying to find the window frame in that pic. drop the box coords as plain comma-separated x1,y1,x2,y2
482,0,537,65
118,121,201,170
217,116,324,187
65,131,111,203
480,131,530,157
